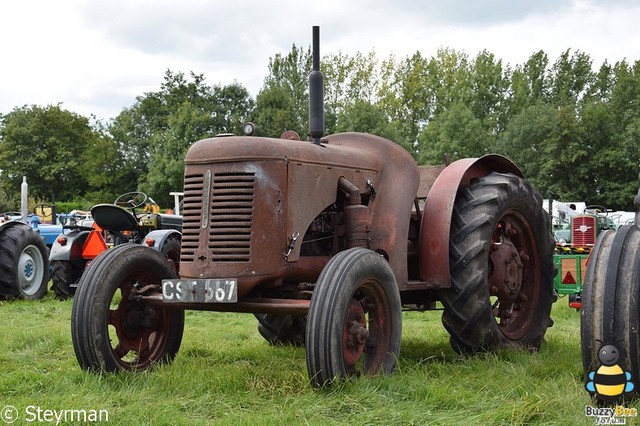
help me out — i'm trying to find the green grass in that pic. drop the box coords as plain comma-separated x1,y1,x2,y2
0,293,638,425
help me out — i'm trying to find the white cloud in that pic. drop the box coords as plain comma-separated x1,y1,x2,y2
1,0,639,120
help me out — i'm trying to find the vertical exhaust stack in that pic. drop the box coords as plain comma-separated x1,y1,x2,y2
20,176,28,222
309,26,324,145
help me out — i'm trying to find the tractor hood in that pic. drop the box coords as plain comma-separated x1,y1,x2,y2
181,131,420,292
186,132,390,172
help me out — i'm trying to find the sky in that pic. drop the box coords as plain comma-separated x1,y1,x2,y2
1,0,639,121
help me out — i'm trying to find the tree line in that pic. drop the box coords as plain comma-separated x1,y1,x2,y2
1,46,639,211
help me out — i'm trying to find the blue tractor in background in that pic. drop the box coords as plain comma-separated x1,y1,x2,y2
0,178,64,300
0,215,50,300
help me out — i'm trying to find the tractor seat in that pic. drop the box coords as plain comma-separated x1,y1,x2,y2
91,204,138,232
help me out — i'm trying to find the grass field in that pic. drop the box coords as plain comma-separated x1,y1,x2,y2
1,293,638,425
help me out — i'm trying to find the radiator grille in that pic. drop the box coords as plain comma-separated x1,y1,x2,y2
209,173,255,262
180,171,255,263
180,173,205,261
572,216,597,247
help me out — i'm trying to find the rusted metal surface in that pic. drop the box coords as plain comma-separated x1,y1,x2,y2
343,298,367,367
488,209,540,339
109,279,173,369
341,276,394,376
489,222,523,307
280,130,300,140
416,165,446,199
179,132,419,304
419,155,523,289
144,292,310,314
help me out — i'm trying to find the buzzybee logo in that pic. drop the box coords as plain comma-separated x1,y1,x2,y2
585,344,635,401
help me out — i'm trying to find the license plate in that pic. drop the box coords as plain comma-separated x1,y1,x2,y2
162,279,238,303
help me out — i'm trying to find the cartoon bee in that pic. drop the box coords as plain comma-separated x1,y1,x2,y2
586,344,635,401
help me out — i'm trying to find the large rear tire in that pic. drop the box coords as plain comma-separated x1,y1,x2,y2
581,225,640,401
159,234,181,274
255,314,306,346
71,244,184,372
50,260,84,300
439,172,556,353
0,223,49,300
306,248,402,387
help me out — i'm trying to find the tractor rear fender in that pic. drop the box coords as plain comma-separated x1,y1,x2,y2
1,220,49,248
0,220,28,233
49,229,91,261
144,229,181,252
418,154,523,288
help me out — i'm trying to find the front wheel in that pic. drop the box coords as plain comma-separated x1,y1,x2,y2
71,244,184,372
306,248,402,387
439,172,556,353
0,223,49,300
581,225,640,402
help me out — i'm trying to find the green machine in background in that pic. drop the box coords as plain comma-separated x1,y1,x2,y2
552,205,619,309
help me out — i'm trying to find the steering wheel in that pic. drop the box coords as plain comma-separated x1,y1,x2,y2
584,205,608,217
114,192,149,209
33,203,51,217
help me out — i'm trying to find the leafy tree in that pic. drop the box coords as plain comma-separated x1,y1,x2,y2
211,83,256,134
496,102,590,201
0,184,16,212
254,45,311,138
78,119,134,203
549,50,594,107
524,51,550,104
506,66,531,119
430,48,472,116
140,101,213,204
583,59,640,210
109,71,216,189
398,52,433,151
469,50,509,133
109,71,254,206
252,85,298,138
417,102,488,164
335,99,405,149
0,105,98,203
495,102,559,194
590,146,638,211
323,51,380,135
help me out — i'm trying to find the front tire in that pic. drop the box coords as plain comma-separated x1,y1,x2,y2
581,225,640,401
439,172,555,353
71,244,184,372
0,223,49,300
306,248,402,387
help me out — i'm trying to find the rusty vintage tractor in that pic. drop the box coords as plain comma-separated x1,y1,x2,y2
71,27,555,386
